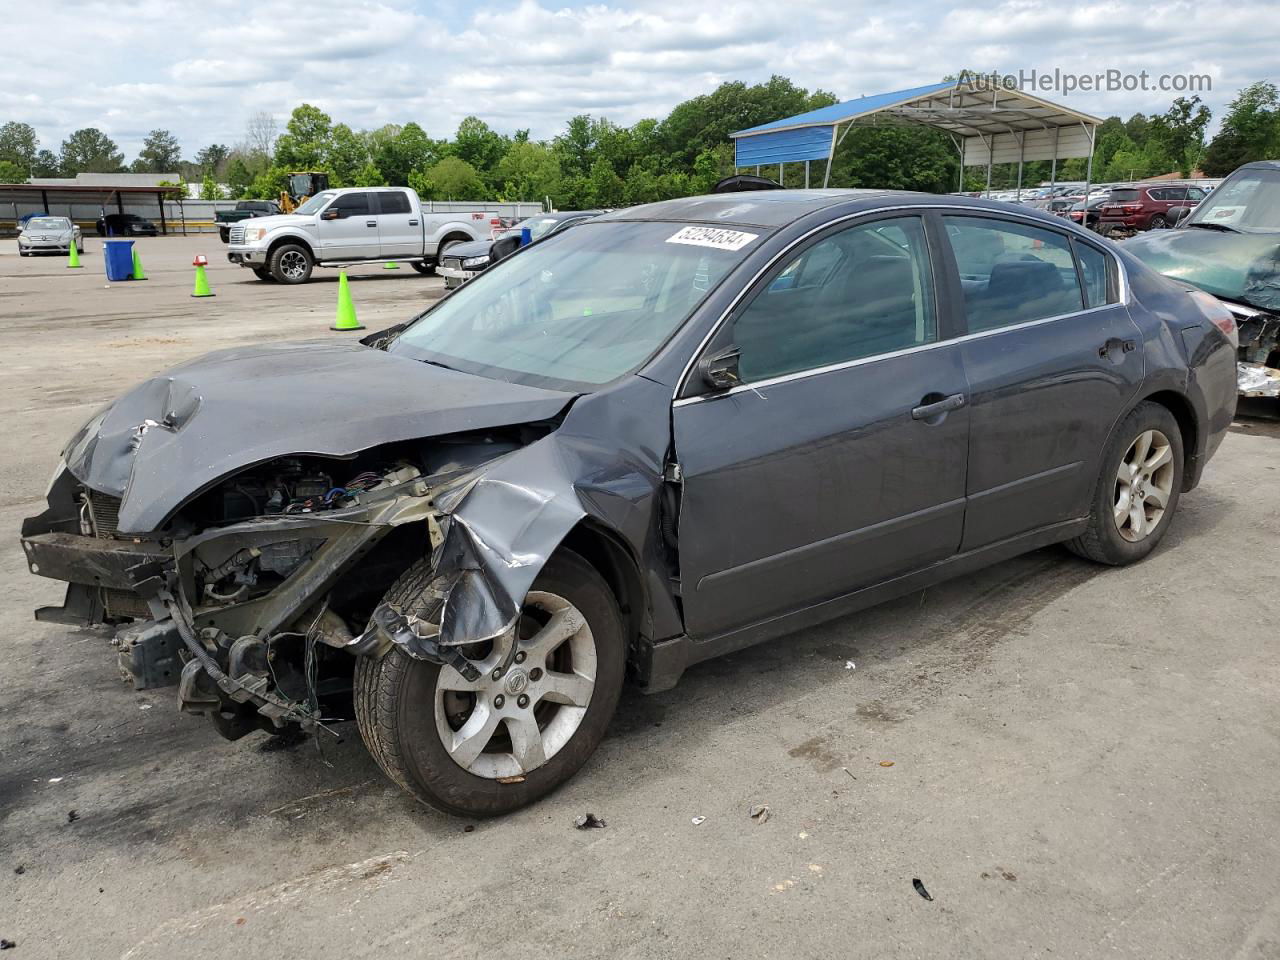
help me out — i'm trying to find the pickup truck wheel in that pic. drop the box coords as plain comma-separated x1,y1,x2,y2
269,243,313,284
410,260,434,275
218,226,230,243
354,549,626,817
252,267,276,282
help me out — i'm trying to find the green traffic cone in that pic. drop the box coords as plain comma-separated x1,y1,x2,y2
383,261,400,270
331,271,365,331
191,263,215,298
131,247,147,281
66,239,83,269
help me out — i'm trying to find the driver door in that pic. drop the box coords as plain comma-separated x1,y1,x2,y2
672,214,971,639
316,192,378,259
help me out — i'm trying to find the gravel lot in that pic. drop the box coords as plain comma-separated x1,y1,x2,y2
3,235,1279,960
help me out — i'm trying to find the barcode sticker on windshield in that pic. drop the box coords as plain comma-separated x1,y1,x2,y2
665,226,758,251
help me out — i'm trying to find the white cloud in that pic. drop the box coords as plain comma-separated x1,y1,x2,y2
1,0,1273,160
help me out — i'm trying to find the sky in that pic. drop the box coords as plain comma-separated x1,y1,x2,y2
3,0,1276,160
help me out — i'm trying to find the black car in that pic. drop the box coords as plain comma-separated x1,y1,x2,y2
96,213,159,237
21,190,1237,817
437,210,602,288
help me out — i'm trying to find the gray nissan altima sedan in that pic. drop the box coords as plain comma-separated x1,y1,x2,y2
21,190,1238,816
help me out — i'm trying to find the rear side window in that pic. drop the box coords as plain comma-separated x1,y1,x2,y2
1110,189,1141,203
329,193,369,217
1074,242,1111,308
731,216,936,382
943,216,1084,332
377,191,412,215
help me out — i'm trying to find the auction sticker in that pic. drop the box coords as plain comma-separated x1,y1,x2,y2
665,225,759,251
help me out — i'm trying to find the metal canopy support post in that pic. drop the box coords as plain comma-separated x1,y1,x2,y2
157,191,168,236
115,190,124,216
1050,125,1060,187
950,134,965,192
805,160,810,189
1015,129,1025,200
40,188,48,214
778,162,783,185
823,122,840,188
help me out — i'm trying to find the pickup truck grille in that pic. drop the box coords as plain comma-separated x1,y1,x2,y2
229,224,246,244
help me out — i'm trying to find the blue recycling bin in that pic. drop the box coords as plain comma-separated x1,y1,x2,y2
102,238,135,281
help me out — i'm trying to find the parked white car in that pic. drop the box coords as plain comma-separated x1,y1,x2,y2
226,187,500,283
18,216,83,256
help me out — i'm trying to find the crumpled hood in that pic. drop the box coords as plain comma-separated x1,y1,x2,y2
444,238,493,260
63,340,574,534
1123,227,1280,312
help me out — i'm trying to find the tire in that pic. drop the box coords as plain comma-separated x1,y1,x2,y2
218,227,230,243
410,260,434,275
1149,214,1169,230
252,267,276,282
355,549,626,817
269,242,313,284
1066,401,1184,565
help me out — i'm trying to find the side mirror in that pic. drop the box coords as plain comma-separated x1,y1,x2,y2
320,208,341,221
1169,206,1192,225
699,345,742,391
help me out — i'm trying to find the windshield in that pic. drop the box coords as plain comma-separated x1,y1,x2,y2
390,220,759,390
294,192,336,216
1186,167,1280,233
27,217,69,231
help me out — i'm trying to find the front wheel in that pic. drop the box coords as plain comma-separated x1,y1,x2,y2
1066,401,1184,565
269,243,313,284
355,550,625,817
218,227,230,243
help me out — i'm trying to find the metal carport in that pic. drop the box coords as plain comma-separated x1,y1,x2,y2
731,79,1103,198
0,183,180,235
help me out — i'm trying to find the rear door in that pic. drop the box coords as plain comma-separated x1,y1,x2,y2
375,190,421,258
316,192,377,259
673,213,971,639
939,213,1143,550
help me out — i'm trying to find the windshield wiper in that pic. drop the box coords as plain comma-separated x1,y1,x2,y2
1186,221,1240,232
419,358,460,372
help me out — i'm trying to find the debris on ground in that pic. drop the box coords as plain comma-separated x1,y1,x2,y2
841,767,857,781
463,825,475,833
574,813,606,829
879,761,895,767
12,866,24,875
0,938,15,950
691,815,707,825
47,778,62,784
845,661,856,670
913,878,933,901
749,804,771,824
66,810,79,823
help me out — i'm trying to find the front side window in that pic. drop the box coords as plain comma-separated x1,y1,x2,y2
328,193,370,217
731,216,936,383
390,220,755,390
944,216,1084,332
294,192,336,216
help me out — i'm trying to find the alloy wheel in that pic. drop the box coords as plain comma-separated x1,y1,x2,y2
280,250,308,280
433,590,597,780
1114,429,1175,542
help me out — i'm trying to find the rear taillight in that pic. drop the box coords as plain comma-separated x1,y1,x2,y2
1121,203,1142,213
1187,289,1239,348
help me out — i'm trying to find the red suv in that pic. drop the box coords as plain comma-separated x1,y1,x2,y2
1098,184,1207,232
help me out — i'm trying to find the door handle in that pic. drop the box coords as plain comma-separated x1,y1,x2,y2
408,219,419,226
1098,337,1137,358
911,393,966,420
366,220,377,227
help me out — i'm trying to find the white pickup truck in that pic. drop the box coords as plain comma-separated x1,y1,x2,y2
225,186,503,283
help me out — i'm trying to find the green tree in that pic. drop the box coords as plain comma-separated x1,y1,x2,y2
407,168,435,200
244,166,290,200
133,129,182,173
351,161,388,187
225,154,254,198
32,149,60,177
426,156,484,199
372,122,439,185
452,116,508,179
495,141,561,201
0,158,27,183
194,143,230,177
199,173,222,200
274,104,333,169
0,121,38,174
1149,96,1212,175
1202,81,1280,175
586,157,624,207
60,128,125,174
325,123,369,185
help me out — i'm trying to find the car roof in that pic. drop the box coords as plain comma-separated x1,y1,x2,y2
595,189,1086,230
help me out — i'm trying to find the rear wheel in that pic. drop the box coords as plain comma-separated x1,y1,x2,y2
410,260,434,275
1067,401,1184,565
269,243,313,284
252,267,276,282
1149,214,1170,229
355,550,625,817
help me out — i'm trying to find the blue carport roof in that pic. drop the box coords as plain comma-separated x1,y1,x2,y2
732,81,956,138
